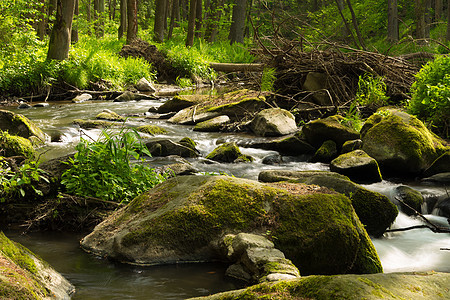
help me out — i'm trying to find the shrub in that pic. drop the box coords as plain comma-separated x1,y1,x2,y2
355,74,389,108
61,128,168,204
409,55,450,137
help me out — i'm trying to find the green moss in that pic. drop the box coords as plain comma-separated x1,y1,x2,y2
178,137,197,149
206,142,242,163
73,119,117,129
311,140,337,162
0,232,37,274
96,111,125,121
0,130,35,159
136,125,168,135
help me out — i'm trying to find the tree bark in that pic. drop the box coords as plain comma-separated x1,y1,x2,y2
446,2,450,41
415,0,430,39
195,0,202,37
387,0,399,42
228,0,247,44
118,0,127,39
85,0,91,33
47,0,75,60
168,0,180,39
71,0,79,43
435,0,443,20
154,0,167,42
334,0,358,47
37,0,47,40
204,0,223,42
126,0,138,44
185,0,197,46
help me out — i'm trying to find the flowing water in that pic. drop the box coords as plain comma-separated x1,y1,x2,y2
3,97,450,298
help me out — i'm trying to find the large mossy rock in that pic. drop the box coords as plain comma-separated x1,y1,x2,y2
95,109,125,121
0,109,47,142
193,115,230,132
302,115,360,149
250,108,297,137
157,95,206,113
392,185,424,216
424,150,450,177
145,138,199,158
0,232,74,299
258,170,397,237
190,271,450,300
80,175,382,275
245,132,315,156
0,131,36,158
361,109,447,177
206,142,251,163
330,150,382,183
310,140,337,163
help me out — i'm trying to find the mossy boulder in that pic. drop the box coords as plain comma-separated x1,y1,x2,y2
136,124,168,135
157,95,205,113
80,175,382,275
193,115,230,132
423,149,450,177
250,108,297,137
258,170,397,237
0,232,75,299
190,271,450,300
95,109,125,121
73,119,117,129
0,109,47,142
330,150,382,183
302,115,360,149
392,186,424,216
361,109,447,177
341,139,363,154
310,140,337,163
145,138,200,158
246,132,315,156
0,130,36,158
206,142,252,163
168,106,220,125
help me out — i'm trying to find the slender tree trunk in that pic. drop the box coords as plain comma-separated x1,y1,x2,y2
334,0,358,47
387,0,399,42
195,0,202,37
37,0,47,39
168,0,180,39
86,0,91,34
72,0,79,43
345,0,366,50
154,0,167,42
185,0,197,46
228,0,247,44
47,0,75,60
204,0,223,42
118,0,127,39
446,3,450,41
435,0,443,20
164,0,170,30
126,0,138,44
180,0,188,20
415,0,430,39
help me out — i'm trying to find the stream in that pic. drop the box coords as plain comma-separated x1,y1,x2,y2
3,97,450,298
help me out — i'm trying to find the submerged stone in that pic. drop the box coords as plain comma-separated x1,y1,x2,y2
136,124,168,135
96,109,125,121
80,175,382,275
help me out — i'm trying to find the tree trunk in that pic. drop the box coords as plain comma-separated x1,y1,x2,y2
446,2,450,41
126,0,138,44
154,0,167,42
118,0,127,39
435,0,443,20
185,0,196,46
47,0,75,60
37,0,47,40
168,0,180,39
72,0,79,43
345,0,366,50
334,0,358,47
415,0,430,39
195,0,202,37
85,0,91,34
228,0,247,44
387,0,399,42
204,0,223,42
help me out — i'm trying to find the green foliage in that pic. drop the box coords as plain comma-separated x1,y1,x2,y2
175,76,194,88
61,128,168,204
0,159,49,202
261,67,276,92
340,101,363,132
355,74,389,108
409,55,450,137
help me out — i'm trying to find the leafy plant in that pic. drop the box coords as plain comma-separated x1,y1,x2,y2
409,55,450,137
260,67,276,92
175,76,194,88
340,101,363,132
61,128,168,204
0,159,49,202
355,74,389,108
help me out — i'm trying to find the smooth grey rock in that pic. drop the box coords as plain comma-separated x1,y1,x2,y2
193,115,230,132
136,77,156,92
72,93,92,103
250,108,297,137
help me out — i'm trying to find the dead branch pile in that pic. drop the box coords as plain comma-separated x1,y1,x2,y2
259,46,433,106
